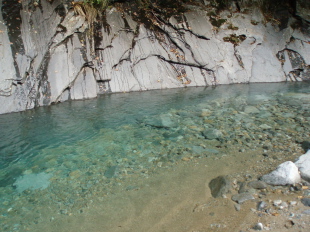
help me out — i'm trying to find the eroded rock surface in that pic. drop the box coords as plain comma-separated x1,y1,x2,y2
0,0,310,114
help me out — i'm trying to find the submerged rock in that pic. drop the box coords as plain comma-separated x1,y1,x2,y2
104,166,118,178
144,114,178,128
13,172,53,193
244,106,260,114
202,128,223,140
209,176,231,198
231,192,255,204
261,161,301,186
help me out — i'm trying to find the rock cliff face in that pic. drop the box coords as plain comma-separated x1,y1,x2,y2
0,0,309,114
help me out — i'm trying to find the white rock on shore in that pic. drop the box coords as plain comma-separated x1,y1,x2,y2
295,150,310,182
261,161,301,186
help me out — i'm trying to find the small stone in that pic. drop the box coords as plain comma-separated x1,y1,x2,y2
304,190,310,196
60,209,68,215
3,201,9,206
253,222,263,230
234,204,241,211
157,162,163,167
126,185,140,191
278,202,288,209
201,109,212,117
193,203,208,212
284,220,294,229
301,198,310,207
244,106,260,114
289,201,297,206
202,128,223,140
259,124,272,130
257,201,267,211
248,180,267,189
104,166,118,178
231,192,255,204
302,209,310,215
273,199,282,206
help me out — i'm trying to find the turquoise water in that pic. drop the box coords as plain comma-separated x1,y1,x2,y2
0,82,309,231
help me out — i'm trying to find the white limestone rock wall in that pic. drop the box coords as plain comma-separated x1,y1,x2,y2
0,0,310,114
0,0,95,114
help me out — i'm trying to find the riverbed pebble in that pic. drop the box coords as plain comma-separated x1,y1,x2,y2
231,192,255,204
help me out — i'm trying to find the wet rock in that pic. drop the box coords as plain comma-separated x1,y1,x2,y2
302,209,310,215
192,146,205,154
295,150,310,182
13,172,53,193
144,114,178,128
201,109,212,117
248,180,267,189
284,220,294,229
279,201,288,209
104,166,118,178
160,114,178,128
231,192,255,204
261,161,301,186
244,106,260,114
301,141,310,152
253,222,263,230
259,124,272,130
304,190,310,196
205,148,220,154
238,182,256,194
193,203,208,212
238,182,247,193
202,128,223,140
273,199,282,206
257,201,267,211
234,204,241,211
301,198,310,207
209,176,231,198
289,201,297,206
126,185,140,191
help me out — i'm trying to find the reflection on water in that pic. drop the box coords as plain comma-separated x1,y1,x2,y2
0,82,309,231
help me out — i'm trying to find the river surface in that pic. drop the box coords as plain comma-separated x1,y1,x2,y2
0,82,309,231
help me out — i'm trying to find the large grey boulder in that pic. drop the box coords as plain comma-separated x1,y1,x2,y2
295,150,310,182
261,161,301,186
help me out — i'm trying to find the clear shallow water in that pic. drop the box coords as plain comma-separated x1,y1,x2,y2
0,82,309,231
